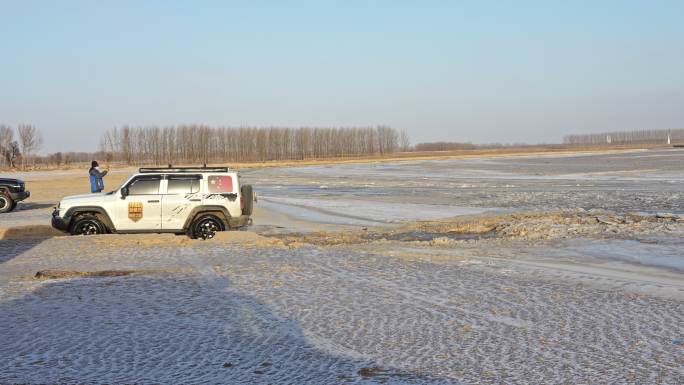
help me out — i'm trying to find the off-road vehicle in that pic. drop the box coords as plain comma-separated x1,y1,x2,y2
52,166,254,239
0,177,30,213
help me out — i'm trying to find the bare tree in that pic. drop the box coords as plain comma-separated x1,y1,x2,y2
3,141,21,169
399,130,411,151
17,124,43,169
0,125,14,168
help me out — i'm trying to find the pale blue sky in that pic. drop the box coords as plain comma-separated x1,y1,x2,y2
1,0,683,153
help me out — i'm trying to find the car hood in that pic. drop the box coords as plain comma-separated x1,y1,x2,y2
0,178,23,185
61,192,111,203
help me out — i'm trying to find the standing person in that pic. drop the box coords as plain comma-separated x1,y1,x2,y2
89,161,109,193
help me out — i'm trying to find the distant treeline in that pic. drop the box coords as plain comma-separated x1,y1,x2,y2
100,125,411,165
414,141,557,151
414,142,477,151
564,128,684,145
5,123,683,170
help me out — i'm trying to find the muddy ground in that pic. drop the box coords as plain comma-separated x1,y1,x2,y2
0,149,683,384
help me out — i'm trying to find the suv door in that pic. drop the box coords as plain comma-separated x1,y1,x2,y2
161,174,202,231
116,175,163,231
206,173,241,217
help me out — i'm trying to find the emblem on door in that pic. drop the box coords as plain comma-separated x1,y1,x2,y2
128,202,143,221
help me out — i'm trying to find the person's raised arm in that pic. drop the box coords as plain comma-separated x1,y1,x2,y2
91,168,107,178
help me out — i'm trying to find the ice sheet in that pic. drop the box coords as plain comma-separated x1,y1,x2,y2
561,238,684,272
259,196,495,225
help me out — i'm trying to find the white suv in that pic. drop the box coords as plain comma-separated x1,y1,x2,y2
52,166,254,239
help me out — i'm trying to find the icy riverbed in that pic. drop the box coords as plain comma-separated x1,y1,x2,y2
1,149,683,384
246,148,684,218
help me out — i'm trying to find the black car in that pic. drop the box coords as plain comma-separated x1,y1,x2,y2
0,178,30,213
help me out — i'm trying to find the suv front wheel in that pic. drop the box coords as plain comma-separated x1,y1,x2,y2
0,194,14,213
70,214,106,236
190,215,224,240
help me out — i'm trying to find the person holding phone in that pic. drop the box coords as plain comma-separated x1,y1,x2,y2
89,160,109,193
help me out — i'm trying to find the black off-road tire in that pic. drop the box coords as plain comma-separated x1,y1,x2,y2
241,184,254,216
190,214,224,240
70,214,106,236
0,193,14,214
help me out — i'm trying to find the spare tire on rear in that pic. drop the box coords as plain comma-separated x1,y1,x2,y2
241,184,254,216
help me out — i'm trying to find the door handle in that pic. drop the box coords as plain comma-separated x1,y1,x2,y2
147,200,160,203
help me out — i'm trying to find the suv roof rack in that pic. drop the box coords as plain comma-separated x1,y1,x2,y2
139,165,229,173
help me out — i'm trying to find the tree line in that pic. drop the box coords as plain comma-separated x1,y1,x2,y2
564,128,684,146
5,123,681,170
99,125,411,165
414,141,561,151
414,142,477,151
0,124,43,169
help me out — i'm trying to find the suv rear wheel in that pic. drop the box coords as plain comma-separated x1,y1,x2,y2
0,194,14,214
70,214,106,236
190,215,224,240
241,184,254,215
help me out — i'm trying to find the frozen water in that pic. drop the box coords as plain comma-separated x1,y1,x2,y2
560,238,684,272
2,149,684,384
0,240,681,384
259,196,495,226
245,148,684,214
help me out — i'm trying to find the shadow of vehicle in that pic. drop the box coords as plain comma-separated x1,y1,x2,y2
0,226,60,264
0,273,460,384
15,202,55,211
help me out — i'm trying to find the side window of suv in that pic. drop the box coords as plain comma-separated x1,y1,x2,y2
127,176,161,195
166,175,201,194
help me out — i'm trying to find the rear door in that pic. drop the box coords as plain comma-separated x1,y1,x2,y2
161,174,202,230
116,175,163,231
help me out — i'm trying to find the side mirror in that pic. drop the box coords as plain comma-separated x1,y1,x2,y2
120,187,129,199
